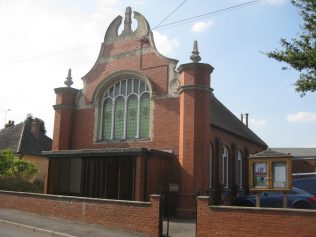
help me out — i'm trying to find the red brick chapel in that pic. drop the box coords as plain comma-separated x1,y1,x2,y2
43,7,267,218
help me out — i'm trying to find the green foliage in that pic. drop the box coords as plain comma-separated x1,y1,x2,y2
0,149,15,177
0,149,41,193
266,0,316,96
10,160,38,180
0,177,43,193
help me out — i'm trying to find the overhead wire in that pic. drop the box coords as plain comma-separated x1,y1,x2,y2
1,0,266,65
0,42,99,65
155,0,265,30
152,0,189,30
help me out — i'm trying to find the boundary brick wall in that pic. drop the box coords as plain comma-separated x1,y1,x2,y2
0,191,161,237
197,196,316,237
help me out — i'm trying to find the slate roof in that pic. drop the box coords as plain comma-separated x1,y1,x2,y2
0,122,52,156
210,94,267,148
249,148,289,158
271,148,316,158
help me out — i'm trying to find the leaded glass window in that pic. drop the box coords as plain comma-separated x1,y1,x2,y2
101,78,150,140
102,98,113,140
113,96,125,139
139,93,150,138
126,95,138,139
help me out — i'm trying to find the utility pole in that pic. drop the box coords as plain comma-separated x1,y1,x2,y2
4,109,11,126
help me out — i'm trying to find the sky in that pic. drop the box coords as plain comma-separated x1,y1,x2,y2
0,0,315,148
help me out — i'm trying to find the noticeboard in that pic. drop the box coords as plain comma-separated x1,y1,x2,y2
249,157,292,192
253,162,268,188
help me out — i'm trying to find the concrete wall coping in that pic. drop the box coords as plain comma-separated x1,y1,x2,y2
0,190,151,206
209,204,316,214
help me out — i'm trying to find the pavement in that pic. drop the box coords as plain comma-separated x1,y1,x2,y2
0,209,147,237
0,209,196,237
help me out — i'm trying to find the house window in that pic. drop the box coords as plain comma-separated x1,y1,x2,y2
222,146,229,188
101,78,150,140
236,151,243,188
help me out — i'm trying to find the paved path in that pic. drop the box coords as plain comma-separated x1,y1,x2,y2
162,219,195,237
0,209,147,237
0,222,53,237
0,209,196,237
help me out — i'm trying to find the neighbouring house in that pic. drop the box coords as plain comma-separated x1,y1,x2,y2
0,119,52,191
43,6,267,218
271,148,316,177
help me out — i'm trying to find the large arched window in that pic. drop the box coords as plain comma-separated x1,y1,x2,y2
222,146,229,188
101,78,150,140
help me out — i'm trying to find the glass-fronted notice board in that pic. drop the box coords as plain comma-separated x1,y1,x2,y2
272,161,288,188
249,149,292,192
253,162,268,188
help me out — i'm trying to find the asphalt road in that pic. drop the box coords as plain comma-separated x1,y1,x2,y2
0,222,51,237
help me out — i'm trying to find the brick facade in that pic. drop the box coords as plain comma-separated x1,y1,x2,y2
0,191,161,237
197,196,316,237
46,7,267,218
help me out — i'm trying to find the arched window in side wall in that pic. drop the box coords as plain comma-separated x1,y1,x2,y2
222,146,229,188
236,151,243,188
101,78,150,140
210,144,213,189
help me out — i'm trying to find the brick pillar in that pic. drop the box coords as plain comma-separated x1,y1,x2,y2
52,87,78,150
196,196,210,237
177,62,213,217
134,156,146,201
149,194,162,237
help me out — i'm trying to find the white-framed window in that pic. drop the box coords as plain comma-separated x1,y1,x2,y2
210,145,212,189
101,78,150,140
222,146,229,188
236,151,243,188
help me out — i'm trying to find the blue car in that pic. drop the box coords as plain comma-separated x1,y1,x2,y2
293,177,316,196
232,187,316,209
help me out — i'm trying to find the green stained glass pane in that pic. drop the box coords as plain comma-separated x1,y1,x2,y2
133,79,139,94
102,99,113,140
109,87,114,98
114,83,120,97
121,80,127,96
139,93,150,138
114,97,125,139
127,79,132,95
126,95,138,139
140,81,145,93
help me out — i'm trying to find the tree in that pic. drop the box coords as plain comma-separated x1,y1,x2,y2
266,0,316,96
0,149,41,192
0,149,15,177
0,149,38,179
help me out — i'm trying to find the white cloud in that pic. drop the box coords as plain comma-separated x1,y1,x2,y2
265,0,286,6
286,112,316,122
303,144,316,148
191,21,213,33
249,118,267,129
153,31,180,56
0,0,122,137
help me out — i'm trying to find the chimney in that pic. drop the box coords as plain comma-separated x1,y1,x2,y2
240,113,244,123
245,113,249,127
31,118,42,138
5,120,15,129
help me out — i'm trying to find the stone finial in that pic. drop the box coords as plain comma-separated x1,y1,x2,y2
190,40,201,63
64,68,73,87
122,6,133,35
